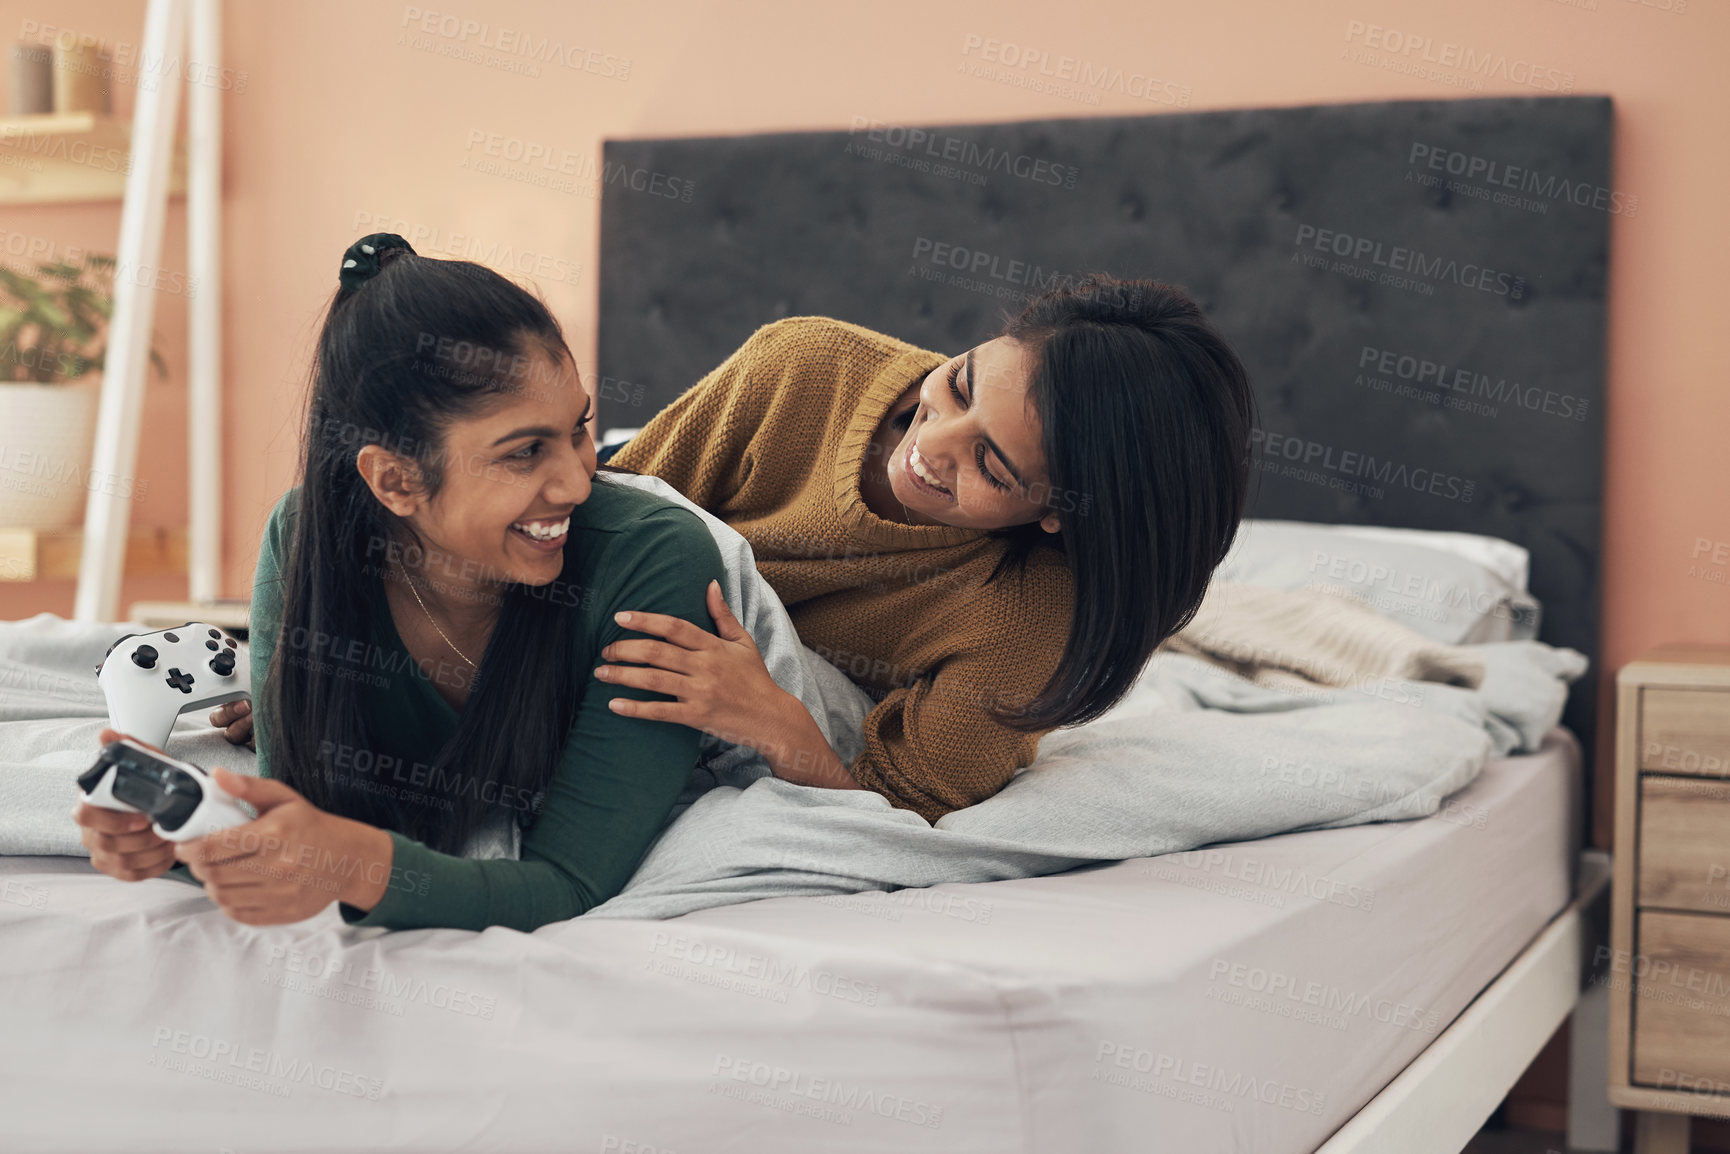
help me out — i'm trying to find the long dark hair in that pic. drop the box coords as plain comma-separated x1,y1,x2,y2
987,274,1257,732
260,241,592,855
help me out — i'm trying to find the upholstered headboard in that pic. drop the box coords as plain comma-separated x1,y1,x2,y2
596,96,1610,774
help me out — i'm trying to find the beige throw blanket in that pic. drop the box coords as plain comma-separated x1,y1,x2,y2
1162,581,1487,693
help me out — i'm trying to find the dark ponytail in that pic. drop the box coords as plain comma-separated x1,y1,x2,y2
260,237,591,855
989,274,1257,731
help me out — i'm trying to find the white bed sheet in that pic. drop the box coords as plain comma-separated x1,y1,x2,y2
0,729,1580,1154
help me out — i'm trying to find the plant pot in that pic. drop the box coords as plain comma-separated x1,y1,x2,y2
0,377,103,529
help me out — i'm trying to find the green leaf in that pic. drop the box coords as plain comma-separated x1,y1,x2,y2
88,294,113,320
0,252,167,385
0,265,44,303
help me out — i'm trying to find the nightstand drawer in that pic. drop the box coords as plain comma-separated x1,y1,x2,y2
1640,688,1730,775
1638,777,1730,913
1632,911,1730,1088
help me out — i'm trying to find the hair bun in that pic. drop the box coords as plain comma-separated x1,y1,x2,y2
338,232,416,291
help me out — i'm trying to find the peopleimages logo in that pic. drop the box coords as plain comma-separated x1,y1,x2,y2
1408,143,1636,216
847,117,1079,189
908,237,1127,306
0,446,147,501
1252,428,1475,504
399,7,631,79
16,20,250,93
959,34,1191,107
0,125,127,173
1207,959,1443,1033
148,1026,384,1100
1357,345,1591,422
1165,848,1376,911
646,932,881,1007
461,130,695,203
263,945,498,1019
711,1054,944,1129
1293,224,1525,299
352,211,582,285
1092,1042,1328,1115
1342,21,1576,92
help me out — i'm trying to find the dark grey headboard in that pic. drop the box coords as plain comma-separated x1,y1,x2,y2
597,96,1610,775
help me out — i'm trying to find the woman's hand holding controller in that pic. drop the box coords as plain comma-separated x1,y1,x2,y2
208,700,254,750
73,728,182,882
74,726,393,924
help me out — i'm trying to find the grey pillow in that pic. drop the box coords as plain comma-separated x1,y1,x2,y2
1214,520,1541,645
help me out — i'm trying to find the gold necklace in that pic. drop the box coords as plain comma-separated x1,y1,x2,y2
400,564,479,669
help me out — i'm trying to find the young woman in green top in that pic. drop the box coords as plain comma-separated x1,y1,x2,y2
71,234,757,932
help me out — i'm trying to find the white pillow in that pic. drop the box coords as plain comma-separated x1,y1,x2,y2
1216,520,1541,645
1292,522,1530,593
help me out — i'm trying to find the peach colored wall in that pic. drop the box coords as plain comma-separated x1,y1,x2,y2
3,0,1726,804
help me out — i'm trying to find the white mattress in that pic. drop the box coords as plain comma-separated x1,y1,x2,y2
0,729,1580,1154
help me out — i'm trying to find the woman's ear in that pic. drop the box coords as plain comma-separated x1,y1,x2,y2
1039,511,1061,535
355,444,424,518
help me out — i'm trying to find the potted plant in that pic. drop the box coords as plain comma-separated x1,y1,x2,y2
0,254,166,529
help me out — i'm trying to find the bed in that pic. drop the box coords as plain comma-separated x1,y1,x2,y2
0,95,1611,1153
0,731,1583,1153
593,93,1615,1151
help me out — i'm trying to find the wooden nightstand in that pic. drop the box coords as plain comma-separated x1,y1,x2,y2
1609,645,1730,1153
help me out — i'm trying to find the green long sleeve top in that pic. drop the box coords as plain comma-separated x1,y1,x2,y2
182,477,725,932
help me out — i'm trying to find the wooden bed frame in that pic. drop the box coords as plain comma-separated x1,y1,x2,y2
1316,850,1613,1154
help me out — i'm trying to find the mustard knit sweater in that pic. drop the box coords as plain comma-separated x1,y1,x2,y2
612,316,1075,822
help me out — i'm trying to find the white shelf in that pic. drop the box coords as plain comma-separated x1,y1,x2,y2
126,597,249,633
0,525,184,581
0,111,186,206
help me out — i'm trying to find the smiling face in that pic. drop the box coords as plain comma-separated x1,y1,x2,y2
357,345,597,611
883,336,1063,533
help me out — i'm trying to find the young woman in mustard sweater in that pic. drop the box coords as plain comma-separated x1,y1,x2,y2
596,276,1257,822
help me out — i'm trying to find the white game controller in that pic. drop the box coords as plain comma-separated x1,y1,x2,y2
77,738,254,842
96,622,250,750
